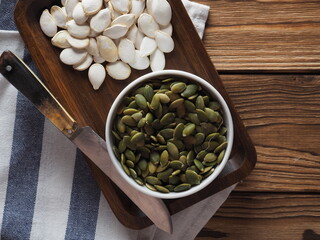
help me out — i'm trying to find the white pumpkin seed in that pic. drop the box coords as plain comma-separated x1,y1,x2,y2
106,61,131,80
111,14,135,28
67,35,89,49
150,48,165,72
86,38,100,56
139,36,157,57
82,0,103,15
160,23,172,36
90,8,111,33
66,20,90,39
61,0,67,7
146,0,155,14
51,30,71,48
118,38,135,63
50,5,67,28
130,0,145,18
73,54,93,71
103,24,128,39
88,63,106,90
138,13,159,38
155,30,174,53
111,0,130,14
128,50,149,70
149,0,171,26
59,47,88,65
93,55,105,63
108,1,121,20
65,0,79,18
134,28,144,49
126,24,138,42
96,35,118,62
40,9,57,37
72,2,88,24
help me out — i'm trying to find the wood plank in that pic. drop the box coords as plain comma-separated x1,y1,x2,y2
196,193,320,240
220,74,320,191
197,0,320,72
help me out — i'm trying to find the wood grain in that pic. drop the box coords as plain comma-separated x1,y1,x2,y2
196,193,320,240
198,0,320,72
220,74,320,192
13,0,256,230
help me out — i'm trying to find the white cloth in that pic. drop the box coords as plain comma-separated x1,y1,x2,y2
0,1,236,239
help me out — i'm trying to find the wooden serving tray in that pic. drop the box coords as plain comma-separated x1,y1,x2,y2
14,0,257,229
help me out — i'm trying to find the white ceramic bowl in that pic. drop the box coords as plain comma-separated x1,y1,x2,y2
106,70,234,199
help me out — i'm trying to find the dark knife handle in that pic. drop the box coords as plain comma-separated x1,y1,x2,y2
0,50,78,137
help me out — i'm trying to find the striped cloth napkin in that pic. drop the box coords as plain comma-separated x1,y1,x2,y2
0,0,236,239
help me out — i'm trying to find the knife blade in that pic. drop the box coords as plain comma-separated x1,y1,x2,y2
0,51,172,234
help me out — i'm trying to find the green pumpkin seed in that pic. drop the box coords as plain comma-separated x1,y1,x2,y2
196,109,209,122
169,139,184,151
160,112,175,125
219,126,228,135
118,139,126,153
165,184,175,192
171,82,186,93
188,113,201,125
131,132,145,146
156,162,169,172
145,183,156,191
214,141,228,153
150,151,160,165
194,159,204,171
121,163,131,176
135,94,148,109
186,170,201,185
172,169,181,176
138,159,148,171
123,108,140,115
143,84,154,102
217,149,226,163
116,118,126,133
173,183,191,192
112,130,121,141
205,132,220,141
156,133,166,145
128,100,138,108
157,93,170,103
131,111,143,122
195,96,205,109
129,168,138,178
209,101,220,110
201,166,213,174
137,117,146,128
181,84,198,98
176,104,186,118
148,162,157,174
160,150,169,167
202,141,219,151
125,149,136,162
169,98,184,109
141,168,149,178
182,123,195,137
159,128,174,139
195,133,205,145
203,153,217,162
200,122,218,136
150,94,160,110
183,135,196,145
112,146,121,160
204,108,219,122
154,185,170,193
169,160,184,170
187,151,195,166
135,177,144,186
126,160,135,168
168,175,180,185
146,176,162,185
173,123,184,139
165,91,180,101
196,150,207,161
157,168,173,182
184,100,196,112
167,142,179,159
121,115,137,127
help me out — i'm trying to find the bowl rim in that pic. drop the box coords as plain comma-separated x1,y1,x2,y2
105,70,234,199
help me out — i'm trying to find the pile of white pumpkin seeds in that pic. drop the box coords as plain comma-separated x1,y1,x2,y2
112,77,228,193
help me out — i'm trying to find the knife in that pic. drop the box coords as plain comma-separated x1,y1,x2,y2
0,51,172,234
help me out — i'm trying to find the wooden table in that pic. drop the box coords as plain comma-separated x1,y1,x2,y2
194,0,320,239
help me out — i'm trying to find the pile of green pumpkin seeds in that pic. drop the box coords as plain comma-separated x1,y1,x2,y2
111,77,228,193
